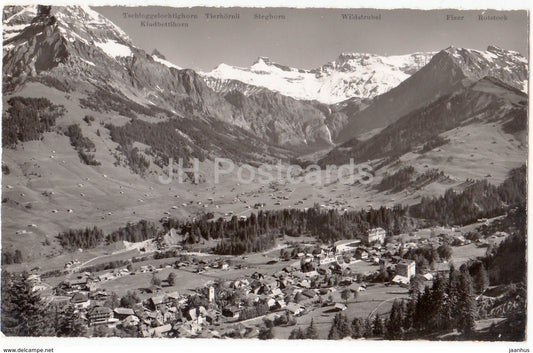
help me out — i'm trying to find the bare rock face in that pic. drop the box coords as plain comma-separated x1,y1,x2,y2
3,6,228,117
222,89,334,147
4,8,67,83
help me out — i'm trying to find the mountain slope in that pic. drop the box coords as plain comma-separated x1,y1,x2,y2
2,6,298,168
320,76,527,166
202,52,435,104
3,6,228,118
3,5,349,149
336,46,528,142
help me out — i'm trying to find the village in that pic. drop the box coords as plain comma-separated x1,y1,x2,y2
23,216,508,339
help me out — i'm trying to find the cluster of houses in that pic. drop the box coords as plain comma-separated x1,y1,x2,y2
44,272,210,336
29,225,481,338
297,232,417,285
297,228,413,276
39,266,320,337
27,273,52,293
39,246,385,338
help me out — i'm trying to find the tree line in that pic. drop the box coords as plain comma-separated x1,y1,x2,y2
1,272,139,338
467,205,526,286
105,111,276,177
57,226,105,251
377,166,450,193
162,204,411,255
2,249,23,265
1,272,86,337
326,207,526,341
376,166,415,192
79,88,173,119
55,165,524,255
56,220,159,250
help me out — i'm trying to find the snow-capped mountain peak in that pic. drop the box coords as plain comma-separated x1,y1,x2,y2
3,5,142,87
202,51,435,104
440,45,528,92
4,5,133,60
55,5,133,59
443,45,527,64
253,56,272,65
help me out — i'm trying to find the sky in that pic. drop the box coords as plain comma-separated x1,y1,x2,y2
94,7,529,71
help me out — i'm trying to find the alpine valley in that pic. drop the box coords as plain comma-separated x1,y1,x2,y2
1,5,528,341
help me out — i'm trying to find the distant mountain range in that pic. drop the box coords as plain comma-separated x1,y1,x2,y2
201,52,435,104
2,5,334,148
335,45,528,142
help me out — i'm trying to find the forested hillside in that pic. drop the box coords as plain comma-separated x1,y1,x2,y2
2,97,65,147
410,165,526,225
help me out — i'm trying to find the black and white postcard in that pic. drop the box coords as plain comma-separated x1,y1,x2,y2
0,1,529,352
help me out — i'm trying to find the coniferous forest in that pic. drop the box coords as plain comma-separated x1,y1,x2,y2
2,97,65,147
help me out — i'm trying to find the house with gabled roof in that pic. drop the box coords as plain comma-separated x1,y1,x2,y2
65,275,89,290
114,307,135,320
148,292,178,311
122,315,140,327
87,306,113,326
270,288,283,297
285,303,304,316
149,295,166,311
333,303,347,311
71,292,90,309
